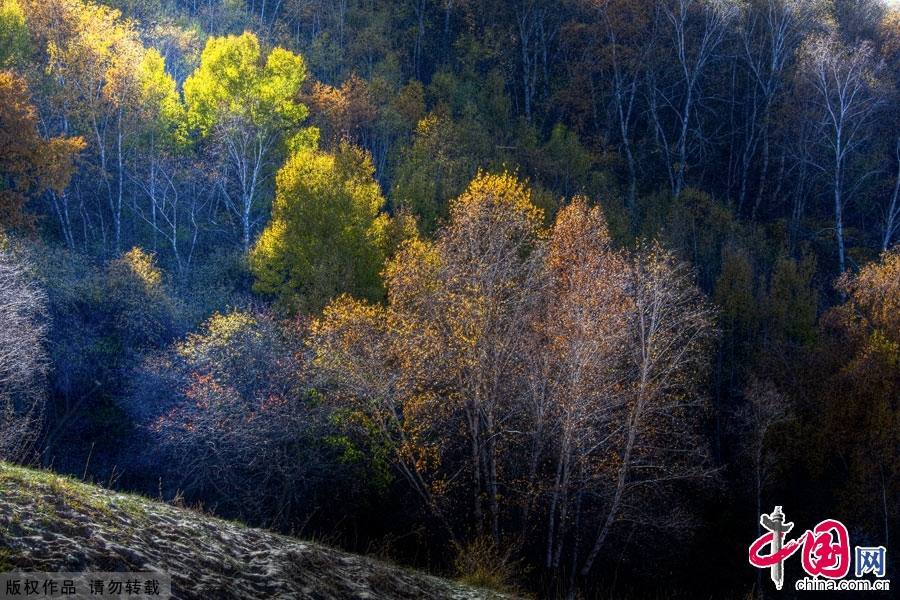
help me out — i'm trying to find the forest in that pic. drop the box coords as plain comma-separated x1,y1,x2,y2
0,0,898,597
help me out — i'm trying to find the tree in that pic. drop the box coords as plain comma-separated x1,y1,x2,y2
579,241,716,576
391,110,482,234
0,0,29,67
313,172,716,587
735,0,806,217
0,241,48,461
0,70,84,231
882,137,900,250
313,171,547,542
537,197,632,582
595,0,656,215
38,246,182,468
818,248,900,547
128,48,193,272
408,171,545,541
802,35,882,273
250,143,393,313
514,0,559,122
651,0,733,198
733,376,791,595
38,0,147,253
184,31,311,252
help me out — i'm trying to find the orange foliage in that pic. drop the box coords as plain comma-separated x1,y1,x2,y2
0,70,84,229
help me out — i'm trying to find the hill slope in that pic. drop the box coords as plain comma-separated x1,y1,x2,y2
0,463,506,599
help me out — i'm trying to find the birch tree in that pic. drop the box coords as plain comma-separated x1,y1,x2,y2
184,32,310,252
882,137,900,250
41,0,144,253
802,35,881,273
579,242,716,576
596,0,657,216
651,0,733,198
538,197,632,583
736,0,805,217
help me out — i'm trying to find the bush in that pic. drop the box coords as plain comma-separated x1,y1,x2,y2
453,536,520,593
0,240,48,461
146,309,333,528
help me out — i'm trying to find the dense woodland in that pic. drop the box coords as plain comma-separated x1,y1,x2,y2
0,0,898,596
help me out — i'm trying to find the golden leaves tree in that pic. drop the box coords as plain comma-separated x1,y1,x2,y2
312,172,716,584
0,70,83,231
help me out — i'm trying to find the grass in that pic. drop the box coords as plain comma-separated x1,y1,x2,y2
453,536,524,596
0,547,16,571
0,461,508,599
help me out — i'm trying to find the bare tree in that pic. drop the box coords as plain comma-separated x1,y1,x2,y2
580,243,717,576
883,137,900,251
802,35,881,273
0,244,49,462
148,310,328,528
516,0,558,122
736,0,805,218
130,153,206,276
736,378,790,532
597,0,658,216
652,0,733,198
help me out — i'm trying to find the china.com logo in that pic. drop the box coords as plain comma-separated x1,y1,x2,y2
748,506,890,592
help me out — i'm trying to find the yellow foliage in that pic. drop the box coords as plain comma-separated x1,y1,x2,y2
450,170,545,235
121,247,161,288
251,143,389,313
836,247,900,345
178,310,257,360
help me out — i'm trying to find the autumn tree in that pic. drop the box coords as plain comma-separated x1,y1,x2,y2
817,248,900,546
313,171,546,541
184,31,311,252
313,173,716,586
536,197,632,581
594,0,657,214
651,0,734,198
250,143,393,313
406,171,545,541
38,246,183,469
578,241,716,577
735,0,807,217
35,0,148,252
0,70,83,231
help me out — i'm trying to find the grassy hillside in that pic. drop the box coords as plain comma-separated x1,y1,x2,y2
0,463,508,599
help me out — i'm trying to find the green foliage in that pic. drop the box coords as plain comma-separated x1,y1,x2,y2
524,123,595,199
6,0,900,595
390,111,482,234
324,408,395,496
250,143,391,313
135,47,185,144
714,246,759,339
765,253,818,347
662,188,740,289
184,31,308,138
0,0,28,67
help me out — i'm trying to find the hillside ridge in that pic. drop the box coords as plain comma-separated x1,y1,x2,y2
0,463,508,599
